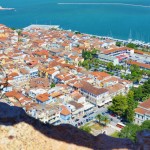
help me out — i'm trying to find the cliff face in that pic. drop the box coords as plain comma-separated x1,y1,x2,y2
0,102,149,150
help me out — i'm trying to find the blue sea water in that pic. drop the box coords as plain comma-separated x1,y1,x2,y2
0,0,150,42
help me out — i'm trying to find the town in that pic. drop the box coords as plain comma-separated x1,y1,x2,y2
0,24,150,137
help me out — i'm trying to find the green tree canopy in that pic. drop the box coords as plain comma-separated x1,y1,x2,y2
109,95,128,116
96,114,103,125
80,126,91,133
140,120,150,130
131,79,150,102
125,91,136,123
119,120,150,142
51,83,56,88
118,124,141,142
103,116,110,126
116,41,122,47
126,43,138,49
106,62,115,71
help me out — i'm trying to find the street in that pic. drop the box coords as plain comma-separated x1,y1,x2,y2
94,105,121,126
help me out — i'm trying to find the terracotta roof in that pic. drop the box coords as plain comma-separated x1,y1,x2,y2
69,101,83,109
127,60,150,69
103,47,133,54
91,72,111,79
80,81,108,96
135,107,148,115
9,72,19,77
60,105,71,116
50,92,62,98
135,98,150,115
5,91,17,97
106,83,125,94
36,93,50,102
71,91,83,100
139,99,150,109
102,77,119,84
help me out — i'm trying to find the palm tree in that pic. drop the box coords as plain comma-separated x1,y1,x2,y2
96,114,103,125
103,116,110,126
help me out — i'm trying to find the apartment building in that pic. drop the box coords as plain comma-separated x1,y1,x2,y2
134,98,150,125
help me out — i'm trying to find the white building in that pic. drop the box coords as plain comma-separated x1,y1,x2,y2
98,54,119,65
134,98,150,125
80,81,111,107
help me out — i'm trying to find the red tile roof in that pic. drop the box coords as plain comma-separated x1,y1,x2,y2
127,60,150,69
80,81,108,96
60,105,71,116
135,107,148,115
139,99,150,109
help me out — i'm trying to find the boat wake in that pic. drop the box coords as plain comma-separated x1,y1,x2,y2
58,3,150,8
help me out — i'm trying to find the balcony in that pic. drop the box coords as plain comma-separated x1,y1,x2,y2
49,117,60,124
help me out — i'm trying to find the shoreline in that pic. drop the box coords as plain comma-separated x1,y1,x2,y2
14,24,150,47
0,6,15,11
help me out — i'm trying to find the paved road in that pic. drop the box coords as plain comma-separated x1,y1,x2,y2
94,106,120,126
71,105,121,128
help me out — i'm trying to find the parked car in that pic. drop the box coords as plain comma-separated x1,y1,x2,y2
110,113,116,117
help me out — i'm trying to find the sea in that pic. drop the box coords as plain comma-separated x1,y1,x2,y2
0,0,150,42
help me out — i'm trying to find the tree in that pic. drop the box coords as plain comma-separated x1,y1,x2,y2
142,79,150,99
125,91,135,123
82,49,85,58
131,79,150,102
140,120,150,130
80,126,91,133
119,120,150,142
109,95,128,116
17,29,22,36
126,43,137,49
116,41,122,47
132,86,143,101
91,49,98,55
82,50,93,60
115,65,122,70
11,27,16,30
126,64,143,82
103,116,109,126
96,114,103,125
78,61,82,66
118,124,141,142
51,83,55,88
106,62,115,71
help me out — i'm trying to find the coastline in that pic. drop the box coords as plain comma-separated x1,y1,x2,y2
0,6,15,11
22,24,150,47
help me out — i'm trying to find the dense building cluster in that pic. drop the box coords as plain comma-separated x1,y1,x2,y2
0,24,149,127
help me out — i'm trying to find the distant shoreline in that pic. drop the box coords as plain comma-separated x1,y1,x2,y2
0,6,15,11
58,3,150,8
23,24,150,47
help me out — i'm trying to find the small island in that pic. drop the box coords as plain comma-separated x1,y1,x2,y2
0,6,15,11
